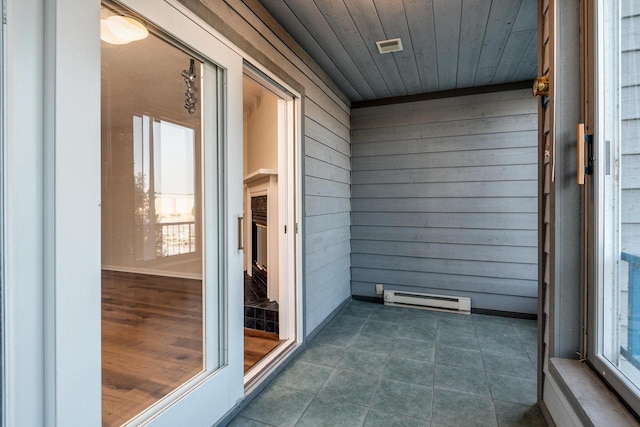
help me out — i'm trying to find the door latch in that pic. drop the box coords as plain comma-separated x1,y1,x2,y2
577,123,594,185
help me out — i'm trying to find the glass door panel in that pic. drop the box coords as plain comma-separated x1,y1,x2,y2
596,0,640,405
101,6,209,424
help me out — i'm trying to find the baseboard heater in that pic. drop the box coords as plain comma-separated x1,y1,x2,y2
384,290,471,314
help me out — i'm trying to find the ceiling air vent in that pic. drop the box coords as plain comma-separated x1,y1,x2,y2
376,37,403,54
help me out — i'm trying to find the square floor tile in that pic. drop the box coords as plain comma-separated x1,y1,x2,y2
493,400,547,427
403,309,439,325
227,416,271,427
432,388,497,427
337,348,389,375
371,378,432,421
435,344,484,371
329,314,368,334
438,322,475,337
437,328,479,350
524,342,538,362
351,333,395,354
360,320,400,338
473,314,512,327
342,300,376,318
482,351,536,379
313,325,358,347
296,397,368,427
478,334,527,357
273,360,333,393
510,320,537,332
297,343,346,368
509,318,537,330
437,313,474,328
512,325,538,346
318,369,379,406
397,323,437,342
474,323,520,340
241,385,313,427
364,409,429,427
391,338,436,362
382,356,434,387
369,306,406,323
434,364,490,397
488,373,537,405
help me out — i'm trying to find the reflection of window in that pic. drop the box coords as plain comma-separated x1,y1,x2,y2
133,115,196,259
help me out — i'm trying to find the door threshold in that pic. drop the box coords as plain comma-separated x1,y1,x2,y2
243,338,298,392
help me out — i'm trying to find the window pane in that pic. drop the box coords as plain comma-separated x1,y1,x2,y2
154,120,197,257
100,6,205,424
600,0,640,395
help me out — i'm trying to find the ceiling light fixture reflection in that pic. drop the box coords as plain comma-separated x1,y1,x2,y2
100,19,129,45
100,15,149,45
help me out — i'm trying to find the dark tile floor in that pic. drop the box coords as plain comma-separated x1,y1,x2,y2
244,272,279,333
229,299,546,427
245,272,268,305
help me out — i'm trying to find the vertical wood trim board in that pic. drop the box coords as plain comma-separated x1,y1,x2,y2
351,88,538,313
538,0,554,402
540,0,583,415
177,0,352,336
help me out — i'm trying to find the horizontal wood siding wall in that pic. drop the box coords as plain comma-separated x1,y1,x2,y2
622,7,640,258
178,0,352,335
351,89,538,313
619,5,640,327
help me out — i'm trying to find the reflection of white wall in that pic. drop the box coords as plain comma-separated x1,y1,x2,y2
245,87,278,174
243,78,279,302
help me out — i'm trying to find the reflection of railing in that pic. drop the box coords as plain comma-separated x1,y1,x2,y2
157,221,196,256
621,252,640,369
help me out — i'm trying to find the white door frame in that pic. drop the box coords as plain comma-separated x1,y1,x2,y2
4,0,50,425
3,0,303,424
242,67,303,386
9,0,244,425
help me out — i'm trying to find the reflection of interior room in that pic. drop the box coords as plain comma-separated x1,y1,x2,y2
242,77,283,372
100,7,204,425
100,5,288,418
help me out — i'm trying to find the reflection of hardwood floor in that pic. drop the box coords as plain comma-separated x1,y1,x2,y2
102,271,203,427
102,271,282,426
244,329,282,372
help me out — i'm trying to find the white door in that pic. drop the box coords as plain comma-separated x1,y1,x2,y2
51,1,243,425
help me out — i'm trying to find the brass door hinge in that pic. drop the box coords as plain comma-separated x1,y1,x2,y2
533,76,550,97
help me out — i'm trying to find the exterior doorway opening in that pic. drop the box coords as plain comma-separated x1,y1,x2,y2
242,68,300,385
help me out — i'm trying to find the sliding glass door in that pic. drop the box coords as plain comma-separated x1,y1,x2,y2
98,1,243,424
589,0,640,415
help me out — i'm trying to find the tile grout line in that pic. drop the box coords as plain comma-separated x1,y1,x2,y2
236,303,541,426
290,304,368,426
431,316,440,425
473,316,500,427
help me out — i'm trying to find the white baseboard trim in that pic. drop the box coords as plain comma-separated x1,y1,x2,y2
102,265,202,281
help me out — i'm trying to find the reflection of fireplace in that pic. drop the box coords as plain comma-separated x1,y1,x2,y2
251,195,268,292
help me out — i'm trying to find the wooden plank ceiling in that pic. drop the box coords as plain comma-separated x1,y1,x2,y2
257,0,537,102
